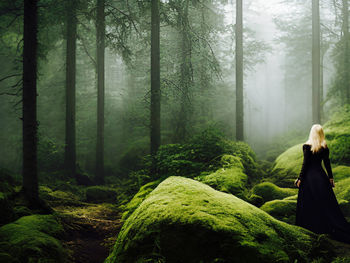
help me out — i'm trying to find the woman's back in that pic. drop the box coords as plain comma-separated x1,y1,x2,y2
299,144,333,180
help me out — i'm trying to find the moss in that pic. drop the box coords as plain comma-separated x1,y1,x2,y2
271,144,303,187
260,200,297,224
252,182,297,205
219,154,244,169
105,176,334,263
334,177,350,201
0,215,65,262
248,194,264,207
283,194,298,201
12,206,32,219
333,166,350,181
195,166,248,199
121,180,161,221
323,105,350,164
85,186,118,203
14,214,64,238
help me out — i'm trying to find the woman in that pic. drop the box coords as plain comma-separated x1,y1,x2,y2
295,124,350,243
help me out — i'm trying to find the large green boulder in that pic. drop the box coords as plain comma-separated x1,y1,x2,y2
0,214,65,262
195,155,248,199
251,182,297,205
271,144,303,187
323,105,350,165
105,177,334,263
260,199,297,224
121,180,161,221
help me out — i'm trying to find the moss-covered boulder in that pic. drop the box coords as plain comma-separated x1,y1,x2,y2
333,166,350,181
195,167,248,199
252,182,297,205
270,144,303,187
0,214,65,262
105,176,334,263
121,180,161,221
334,177,350,201
194,155,248,199
260,200,297,224
323,105,350,165
85,186,118,203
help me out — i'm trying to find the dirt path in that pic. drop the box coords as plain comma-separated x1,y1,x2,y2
54,203,123,263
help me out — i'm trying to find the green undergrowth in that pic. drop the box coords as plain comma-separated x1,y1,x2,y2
0,214,65,263
195,155,249,200
105,176,335,263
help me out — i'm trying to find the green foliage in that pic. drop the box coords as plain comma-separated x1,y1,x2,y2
195,155,248,199
105,176,334,263
37,135,64,172
152,127,258,180
0,215,65,263
260,200,297,224
85,186,118,203
252,182,297,205
118,137,150,177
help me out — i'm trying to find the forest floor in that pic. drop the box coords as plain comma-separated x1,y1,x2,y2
52,201,122,263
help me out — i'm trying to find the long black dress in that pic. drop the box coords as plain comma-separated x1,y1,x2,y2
296,144,350,243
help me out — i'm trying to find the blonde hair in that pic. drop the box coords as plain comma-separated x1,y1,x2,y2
306,124,327,153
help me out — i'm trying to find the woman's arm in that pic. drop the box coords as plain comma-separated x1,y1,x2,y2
295,144,311,186
323,147,335,187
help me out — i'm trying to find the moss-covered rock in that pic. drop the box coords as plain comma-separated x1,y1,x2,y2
121,180,161,221
14,214,64,237
260,200,297,224
283,194,298,201
333,166,350,181
252,182,297,205
195,166,248,199
247,194,264,207
219,154,244,169
323,105,350,165
85,186,118,203
334,177,350,201
105,176,334,263
270,144,303,187
0,214,65,262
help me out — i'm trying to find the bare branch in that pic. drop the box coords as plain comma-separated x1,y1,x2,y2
0,73,21,82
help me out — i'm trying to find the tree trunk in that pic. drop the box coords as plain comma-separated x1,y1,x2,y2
151,0,161,173
96,0,105,184
22,0,39,203
65,0,77,178
236,0,244,141
312,0,321,124
175,0,192,142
